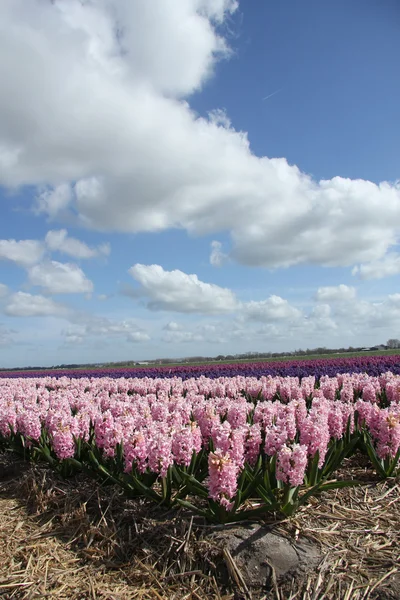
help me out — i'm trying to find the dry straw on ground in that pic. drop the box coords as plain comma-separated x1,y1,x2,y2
0,452,399,600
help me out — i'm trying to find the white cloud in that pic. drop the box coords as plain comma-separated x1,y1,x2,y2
128,264,238,313
0,1,398,272
352,253,400,280
0,284,8,298
163,321,184,331
64,316,150,344
0,323,15,346
210,240,228,267
64,333,84,345
127,331,151,343
315,284,356,303
4,292,68,317
45,229,110,259
28,260,93,294
0,239,44,267
162,330,204,344
242,296,302,322
306,304,338,332
161,320,232,344
36,184,73,218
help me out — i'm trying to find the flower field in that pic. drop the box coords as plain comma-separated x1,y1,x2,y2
2,353,400,380
1,362,400,524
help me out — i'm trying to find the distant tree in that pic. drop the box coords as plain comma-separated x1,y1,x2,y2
387,339,400,349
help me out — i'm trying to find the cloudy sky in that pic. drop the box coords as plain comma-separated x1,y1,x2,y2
1,0,399,367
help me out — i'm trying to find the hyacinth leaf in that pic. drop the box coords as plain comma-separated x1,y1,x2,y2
305,451,320,487
280,485,300,517
223,504,278,523
232,489,243,513
321,435,360,479
174,469,209,497
171,465,183,486
176,499,219,523
126,472,162,502
362,432,400,478
63,457,83,471
254,482,278,508
386,446,400,477
208,499,233,524
361,432,388,478
280,502,299,517
239,464,264,501
299,478,362,506
317,479,363,491
114,443,125,473
87,450,127,489
35,443,56,467
161,469,173,506
73,436,82,461
124,469,158,493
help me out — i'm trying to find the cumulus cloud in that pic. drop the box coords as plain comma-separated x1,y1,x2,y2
163,321,184,331
4,292,68,317
161,321,231,344
0,283,8,298
45,229,110,259
0,323,15,346
242,296,302,322
162,330,204,344
127,331,151,343
352,253,400,280
306,304,338,332
0,1,399,273
210,240,228,267
28,260,93,294
36,184,73,218
64,316,150,344
315,284,356,303
128,264,238,313
0,239,44,267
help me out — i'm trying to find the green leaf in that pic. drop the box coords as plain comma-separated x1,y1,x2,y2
232,489,243,513
362,433,387,478
176,499,218,523
386,445,400,477
307,451,320,487
130,473,162,502
318,479,363,491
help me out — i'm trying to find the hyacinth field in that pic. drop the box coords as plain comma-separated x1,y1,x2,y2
3,352,400,380
1,355,400,525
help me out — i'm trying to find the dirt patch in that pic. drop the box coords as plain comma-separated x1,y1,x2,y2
209,525,320,595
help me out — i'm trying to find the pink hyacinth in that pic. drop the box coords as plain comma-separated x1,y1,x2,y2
147,426,174,477
299,400,330,467
375,409,400,460
244,422,262,466
208,449,240,511
264,416,290,456
276,444,308,486
172,423,202,467
123,429,148,473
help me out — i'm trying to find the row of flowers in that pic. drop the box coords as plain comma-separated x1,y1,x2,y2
1,354,400,380
1,373,399,522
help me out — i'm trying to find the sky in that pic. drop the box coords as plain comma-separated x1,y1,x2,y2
0,0,400,368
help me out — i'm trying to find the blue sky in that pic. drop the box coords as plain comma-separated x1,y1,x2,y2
0,0,400,367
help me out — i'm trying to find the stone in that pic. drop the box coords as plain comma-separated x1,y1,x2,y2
208,523,321,592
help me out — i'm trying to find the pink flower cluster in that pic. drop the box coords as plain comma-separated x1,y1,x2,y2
0,371,399,510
